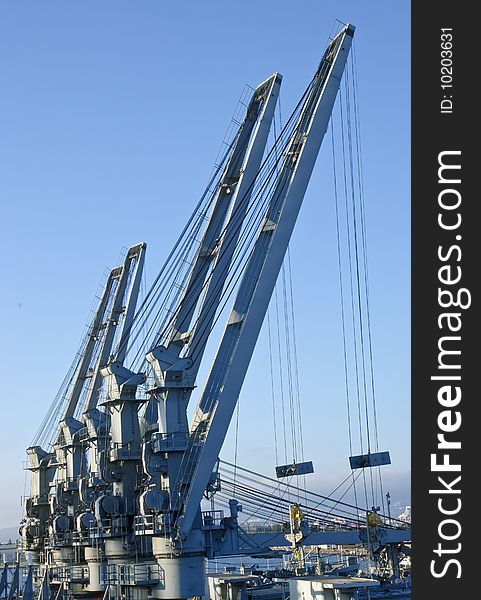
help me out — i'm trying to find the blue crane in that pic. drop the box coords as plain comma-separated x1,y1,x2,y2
14,22,410,600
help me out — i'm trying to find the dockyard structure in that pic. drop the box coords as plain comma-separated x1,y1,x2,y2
4,24,410,600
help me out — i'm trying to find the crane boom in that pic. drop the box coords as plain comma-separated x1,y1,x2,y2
84,242,145,410
62,271,117,420
177,24,354,536
166,73,281,362
144,74,280,477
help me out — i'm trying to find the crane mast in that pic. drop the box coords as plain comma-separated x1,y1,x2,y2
15,24,409,600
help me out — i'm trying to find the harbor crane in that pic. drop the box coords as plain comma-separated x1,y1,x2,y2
13,23,410,600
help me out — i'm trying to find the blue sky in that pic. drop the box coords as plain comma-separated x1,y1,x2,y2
0,1,410,529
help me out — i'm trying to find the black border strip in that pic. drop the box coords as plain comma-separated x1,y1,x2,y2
412,3,478,597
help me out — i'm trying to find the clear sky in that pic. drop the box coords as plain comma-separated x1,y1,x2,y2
0,1,410,530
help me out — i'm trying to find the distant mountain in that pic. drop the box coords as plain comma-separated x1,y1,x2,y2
0,527,19,542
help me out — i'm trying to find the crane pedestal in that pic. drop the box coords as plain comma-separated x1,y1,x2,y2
152,535,205,599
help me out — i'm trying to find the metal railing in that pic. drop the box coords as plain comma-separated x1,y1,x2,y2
50,565,89,583
151,431,188,452
202,510,224,528
88,518,129,540
133,515,155,536
109,442,141,461
106,563,164,586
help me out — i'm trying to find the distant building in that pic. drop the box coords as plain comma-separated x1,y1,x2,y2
398,506,411,523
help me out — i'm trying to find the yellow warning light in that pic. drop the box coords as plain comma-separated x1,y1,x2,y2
290,505,303,520
367,511,382,527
